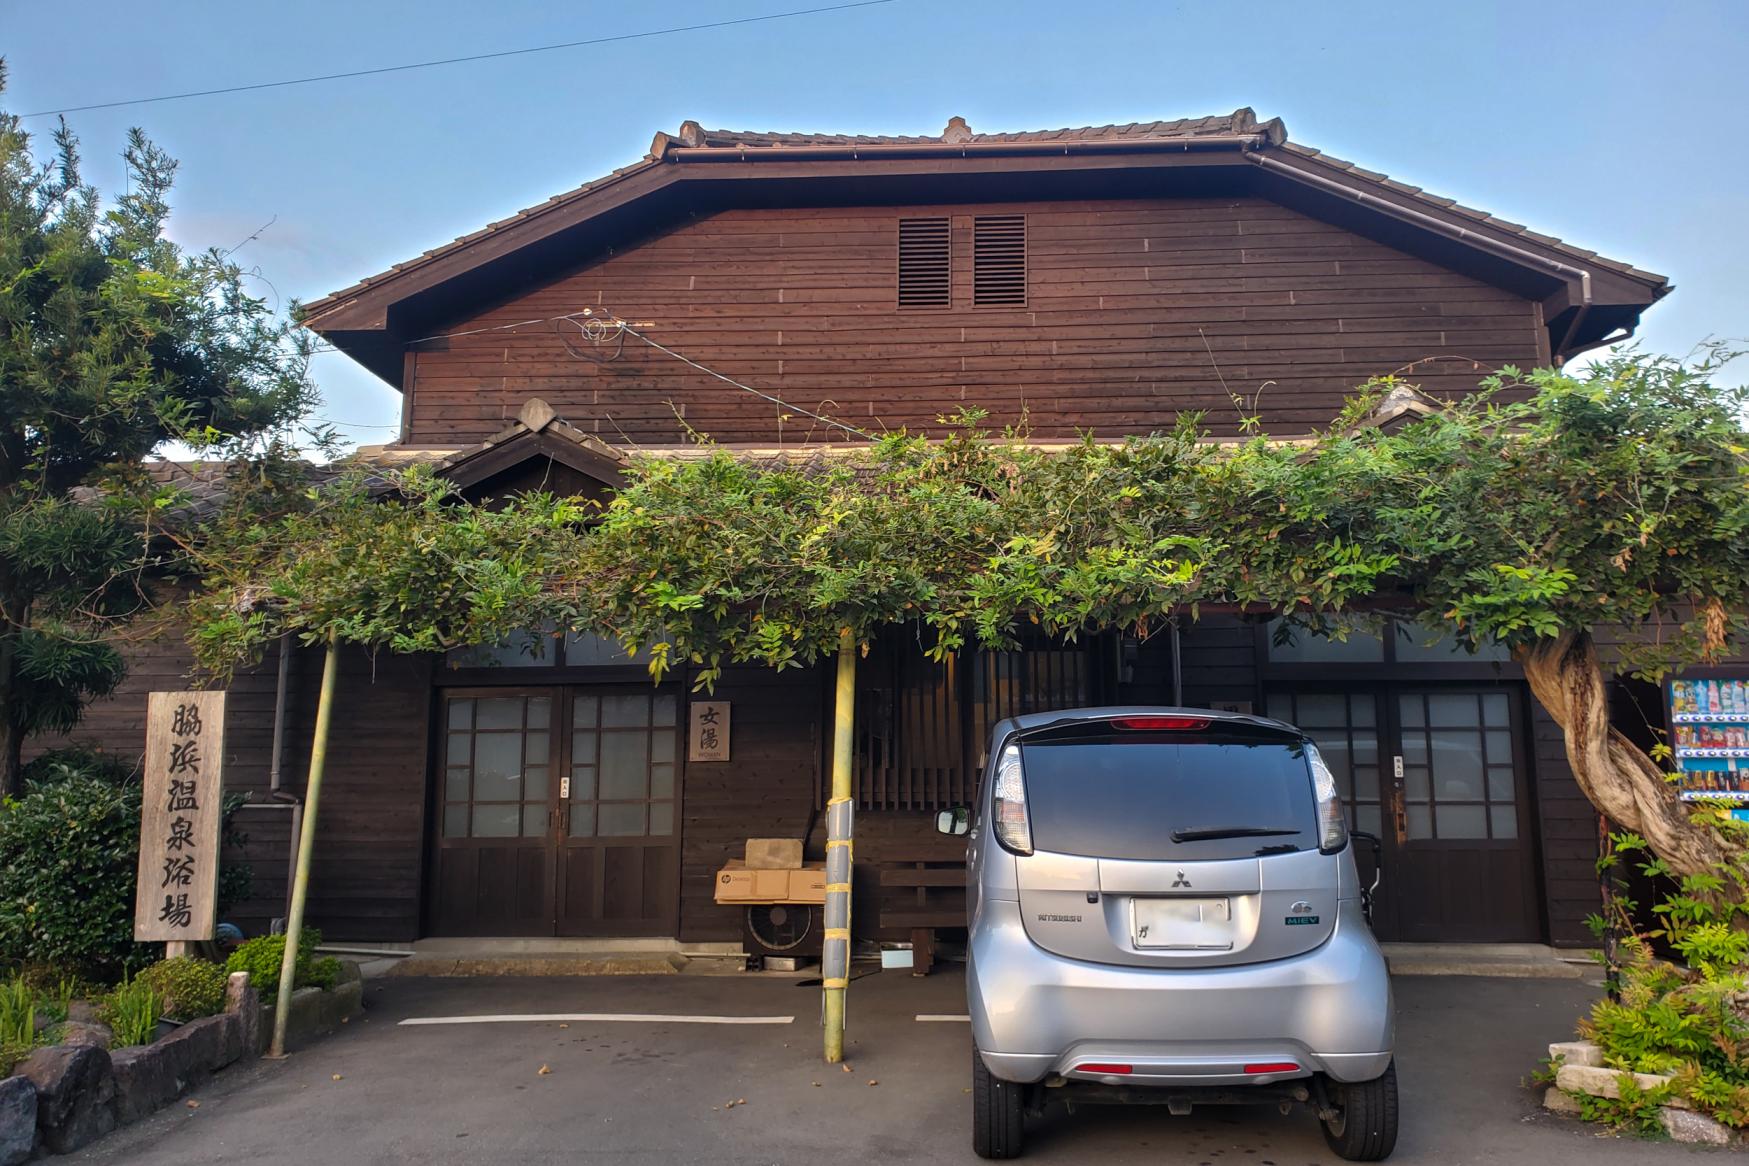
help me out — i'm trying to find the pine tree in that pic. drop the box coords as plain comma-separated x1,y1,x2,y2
0,64,315,792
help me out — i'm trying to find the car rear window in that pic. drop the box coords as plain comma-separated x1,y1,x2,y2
1017,724,1318,861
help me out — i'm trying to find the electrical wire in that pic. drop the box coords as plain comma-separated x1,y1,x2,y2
22,2,898,118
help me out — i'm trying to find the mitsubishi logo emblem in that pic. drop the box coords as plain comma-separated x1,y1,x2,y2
1171,870,1191,888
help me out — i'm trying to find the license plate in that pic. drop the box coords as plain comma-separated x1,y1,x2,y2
1132,897,1233,950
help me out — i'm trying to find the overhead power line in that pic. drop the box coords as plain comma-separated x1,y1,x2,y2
22,1,897,118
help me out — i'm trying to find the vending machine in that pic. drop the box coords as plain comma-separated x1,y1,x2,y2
1669,676,1749,812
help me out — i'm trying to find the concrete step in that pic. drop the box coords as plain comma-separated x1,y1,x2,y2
1381,942,1592,980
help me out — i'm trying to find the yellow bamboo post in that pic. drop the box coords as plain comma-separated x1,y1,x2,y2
268,630,338,1058
822,627,856,1062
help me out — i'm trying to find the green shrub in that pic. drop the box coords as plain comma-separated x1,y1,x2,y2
99,975,163,1047
304,956,342,991
225,928,322,1004
19,746,138,788
1576,827,1749,1129
137,956,229,1020
0,749,254,979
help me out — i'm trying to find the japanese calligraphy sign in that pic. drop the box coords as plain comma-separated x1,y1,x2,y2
135,691,226,942
688,700,730,762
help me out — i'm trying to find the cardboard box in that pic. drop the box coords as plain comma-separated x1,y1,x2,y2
745,838,804,870
715,865,792,903
786,866,826,904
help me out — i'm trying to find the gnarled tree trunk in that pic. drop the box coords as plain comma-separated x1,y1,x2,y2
1517,630,1736,878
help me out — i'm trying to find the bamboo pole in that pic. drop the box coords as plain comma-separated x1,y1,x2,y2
268,630,338,1058
822,627,856,1062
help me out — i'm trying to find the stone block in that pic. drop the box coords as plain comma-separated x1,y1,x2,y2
57,1021,114,1050
1547,1040,1603,1068
1555,1063,1675,1101
262,981,364,1054
1542,1087,1584,1117
1660,1105,1735,1146
15,1043,116,1154
109,1044,181,1124
0,1076,35,1166
225,971,263,1056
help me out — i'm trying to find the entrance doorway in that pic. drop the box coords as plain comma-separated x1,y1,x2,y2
429,687,680,937
1264,687,1541,942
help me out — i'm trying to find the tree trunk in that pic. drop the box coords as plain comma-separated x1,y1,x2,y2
1517,630,1736,878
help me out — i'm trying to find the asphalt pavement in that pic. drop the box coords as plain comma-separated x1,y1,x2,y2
68,969,1725,1165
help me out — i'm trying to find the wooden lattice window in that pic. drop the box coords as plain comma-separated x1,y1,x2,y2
897,217,951,309
972,214,1027,307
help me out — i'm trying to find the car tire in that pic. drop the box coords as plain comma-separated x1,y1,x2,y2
971,1047,1026,1159
1321,1062,1399,1162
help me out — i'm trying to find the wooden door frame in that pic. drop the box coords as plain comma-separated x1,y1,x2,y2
420,679,686,939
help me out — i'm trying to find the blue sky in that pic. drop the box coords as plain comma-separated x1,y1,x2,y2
8,0,1747,446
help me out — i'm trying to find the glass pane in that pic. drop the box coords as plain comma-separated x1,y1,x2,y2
443,804,467,838
524,765,549,801
1482,693,1510,727
1400,696,1425,728
445,732,471,767
569,803,596,838
572,696,598,728
1293,694,1348,727
1351,697,1376,727
1487,766,1516,802
572,730,597,765
1352,735,1379,767
599,803,647,836
570,767,596,801
562,631,650,666
477,697,523,731
1405,767,1430,802
527,697,550,730
1406,804,1433,839
444,629,557,668
1428,694,1480,726
472,735,524,800
1266,619,1385,662
1430,731,1485,800
526,734,550,765
1482,731,1511,766
472,805,519,837
650,802,674,836
1402,734,1428,766
523,805,548,837
652,693,678,727
650,763,675,799
652,731,675,764
600,735,650,798
1355,803,1382,836
602,695,647,728
1490,805,1518,839
1354,766,1380,801
1436,804,1488,838
1263,695,1288,721
445,767,470,802
447,698,474,731
1392,624,1511,662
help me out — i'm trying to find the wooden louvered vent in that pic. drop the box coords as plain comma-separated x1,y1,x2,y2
973,214,1027,306
897,217,951,309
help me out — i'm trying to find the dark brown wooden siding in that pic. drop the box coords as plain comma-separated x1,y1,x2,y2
25,628,433,943
405,198,1544,445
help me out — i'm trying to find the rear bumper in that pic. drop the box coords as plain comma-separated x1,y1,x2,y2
968,897,1393,1086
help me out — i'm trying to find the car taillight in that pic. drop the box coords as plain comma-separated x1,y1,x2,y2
1078,1063,1133,1075
1109,715,1211,731
1243,1062,1300,1075
991,743,1032,856
1306,743,1350,853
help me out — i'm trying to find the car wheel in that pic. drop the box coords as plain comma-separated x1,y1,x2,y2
1321,1062,1399,1161
971,1047,1026,1159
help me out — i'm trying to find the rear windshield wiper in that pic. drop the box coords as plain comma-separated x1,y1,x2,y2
1170,826,1301,843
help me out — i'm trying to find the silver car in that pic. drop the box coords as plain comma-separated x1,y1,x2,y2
958,707,1397,1160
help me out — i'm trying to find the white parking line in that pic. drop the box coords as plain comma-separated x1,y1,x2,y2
399,1012,795,1027
915,1014,971,1022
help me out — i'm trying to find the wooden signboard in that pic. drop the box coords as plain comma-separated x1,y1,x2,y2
134,691,226,943
689,700,730,762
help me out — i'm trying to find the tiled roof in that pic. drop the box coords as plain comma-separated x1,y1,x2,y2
303,108,1665,321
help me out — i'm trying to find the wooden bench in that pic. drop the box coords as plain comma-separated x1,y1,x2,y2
877,857,967,975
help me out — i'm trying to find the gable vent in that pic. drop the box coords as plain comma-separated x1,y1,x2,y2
897,217,951,309
973,214,1027,307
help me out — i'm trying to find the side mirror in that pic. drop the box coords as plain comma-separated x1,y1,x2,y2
935,807,969,836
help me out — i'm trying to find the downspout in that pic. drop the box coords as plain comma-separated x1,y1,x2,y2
1244,151,1594,362
1170,624,1184,707
268,633,303,927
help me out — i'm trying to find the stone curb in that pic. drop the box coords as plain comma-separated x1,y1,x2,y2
1545,1039,1744,1145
